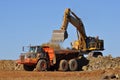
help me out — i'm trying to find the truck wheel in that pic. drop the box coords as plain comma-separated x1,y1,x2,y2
23,64,35,71
88,52,103,57
95,52,103,57
69,59,78,71
59,60,68,71
36,59,47,71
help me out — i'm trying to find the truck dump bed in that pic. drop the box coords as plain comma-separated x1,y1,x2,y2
55,49,79,54
54,49,80,61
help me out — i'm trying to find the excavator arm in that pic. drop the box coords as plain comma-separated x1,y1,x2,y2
51,8,87,50
51,8,104,52
60,8,87,39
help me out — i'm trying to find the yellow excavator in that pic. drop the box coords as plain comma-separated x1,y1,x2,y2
51,8,104,53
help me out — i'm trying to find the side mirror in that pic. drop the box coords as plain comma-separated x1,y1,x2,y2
22,46,24,52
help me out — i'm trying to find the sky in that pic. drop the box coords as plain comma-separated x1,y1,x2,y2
0,0,120,59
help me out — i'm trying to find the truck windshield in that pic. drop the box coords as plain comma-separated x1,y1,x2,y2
29,47,36,52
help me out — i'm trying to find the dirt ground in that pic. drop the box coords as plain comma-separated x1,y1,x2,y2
0,69,120,80
0,56,120,80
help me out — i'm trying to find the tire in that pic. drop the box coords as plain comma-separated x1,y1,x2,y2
23,64,35,71
36,59,47,71
69,59,78,71
88,52,103,57
96,52,103,57
59,60,68,71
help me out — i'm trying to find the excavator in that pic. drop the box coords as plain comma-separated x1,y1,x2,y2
51,8,104,54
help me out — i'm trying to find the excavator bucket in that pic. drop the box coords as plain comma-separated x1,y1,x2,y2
51,30,68,42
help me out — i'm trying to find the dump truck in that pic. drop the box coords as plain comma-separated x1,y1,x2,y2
17,45,81,71
16,8,104,71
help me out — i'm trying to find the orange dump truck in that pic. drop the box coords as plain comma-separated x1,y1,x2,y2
17,45,81,71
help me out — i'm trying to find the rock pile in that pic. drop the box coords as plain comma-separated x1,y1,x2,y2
0,60,24,71
0,60,16,71
82,55,120,71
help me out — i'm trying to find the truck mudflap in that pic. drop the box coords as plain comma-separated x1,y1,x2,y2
16,58,38,65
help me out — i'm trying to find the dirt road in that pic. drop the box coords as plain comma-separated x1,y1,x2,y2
0,69,120,80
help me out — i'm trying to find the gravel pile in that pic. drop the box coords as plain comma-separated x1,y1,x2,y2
82,55,120,71
0,60,16,71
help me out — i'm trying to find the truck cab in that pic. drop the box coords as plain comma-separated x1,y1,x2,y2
21,46,44,58
16,45,55,71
